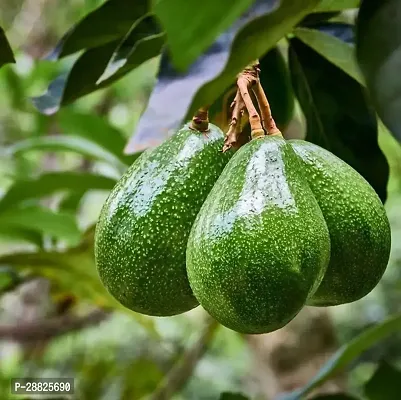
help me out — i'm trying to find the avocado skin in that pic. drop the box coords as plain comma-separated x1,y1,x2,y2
95,123,233,316
290,140,391,306
186,136,330,334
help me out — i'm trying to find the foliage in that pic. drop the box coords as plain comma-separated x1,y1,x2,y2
356,0,401,143
0,27,14,68
289,33,388,202
1,0,401,399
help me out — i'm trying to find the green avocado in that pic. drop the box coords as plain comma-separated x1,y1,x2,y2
290,140,391,306
94,123,233,316
186,135,330,334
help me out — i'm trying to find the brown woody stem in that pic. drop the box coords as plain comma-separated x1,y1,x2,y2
191,106,210,132
237,65,263,135
253,81,281,136
222,89,245,152
221,59,284,150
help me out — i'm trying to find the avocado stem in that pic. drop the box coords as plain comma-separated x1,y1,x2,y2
222,60,280,150
253,80,282,136
221,86,237,128
237,70,263,134
251,128,265,139
222,88,245,152
190,106,210,132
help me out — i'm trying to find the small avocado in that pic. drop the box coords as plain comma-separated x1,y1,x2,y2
290,140,391,306
95,123,233,316
186,135,330,334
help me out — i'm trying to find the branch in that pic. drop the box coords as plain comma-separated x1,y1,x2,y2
253,80,281,136
150,316,219,400
0,309,109,342
236,62,264,139
190,106,210,132
221,59,284,152
222,89,245,152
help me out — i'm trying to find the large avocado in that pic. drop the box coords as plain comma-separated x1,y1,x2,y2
186,135,330,334
95,123,233,316
290,140,391,306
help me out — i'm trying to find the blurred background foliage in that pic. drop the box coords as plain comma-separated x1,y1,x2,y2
1,0,401,399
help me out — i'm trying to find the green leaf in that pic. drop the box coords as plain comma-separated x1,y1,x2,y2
47,0,149,59
31,75,66,115
34,41,119,114
0,27,15,68
0,206,81,245
259,46,294,130
283,314,401,399
289,38,389,203
299,12,341,27
153,0,256,71
97,13,163,83
314,0,360,12
59,191,86,213
219,393,250,400
356,0,401,144
33,32,164,114
188,0,320,119
126,2,276,154
96,32,164,89
58,109,139,165
0,267,20,294
0,227,43,247
293,26,364,85
0,172,116,211
7,135,127,172
364,361,401,400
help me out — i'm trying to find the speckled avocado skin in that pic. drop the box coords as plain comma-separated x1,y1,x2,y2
290,140,391,306
186,136,331,334
94,123,233,316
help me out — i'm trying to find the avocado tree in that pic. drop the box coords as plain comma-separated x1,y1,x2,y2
1,0,401,399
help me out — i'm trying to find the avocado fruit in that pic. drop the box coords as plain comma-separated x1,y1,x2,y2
186,135,331,334
290,140,391,306
94,123,233,316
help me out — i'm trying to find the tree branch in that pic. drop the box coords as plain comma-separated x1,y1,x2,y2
0,309,109,342
252,80,281,136
191,106,210,132
223,89,246,152
236,62,264,138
